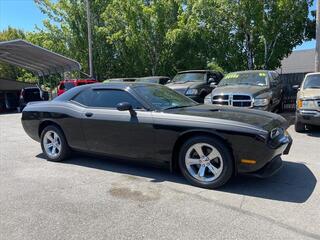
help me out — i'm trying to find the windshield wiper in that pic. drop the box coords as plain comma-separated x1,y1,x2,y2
308,86,320,89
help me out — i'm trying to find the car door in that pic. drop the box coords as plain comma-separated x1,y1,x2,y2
72,88,155,160
269,72,282,108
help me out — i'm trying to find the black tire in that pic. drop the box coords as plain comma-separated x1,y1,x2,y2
178,136,233,189
40,125,70,162
294,120,305,132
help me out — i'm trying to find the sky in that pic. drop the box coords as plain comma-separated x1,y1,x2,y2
0,0,317,51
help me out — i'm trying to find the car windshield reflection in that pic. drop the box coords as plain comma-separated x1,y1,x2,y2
133,85,198,110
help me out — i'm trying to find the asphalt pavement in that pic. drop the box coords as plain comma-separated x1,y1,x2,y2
0,113,319,240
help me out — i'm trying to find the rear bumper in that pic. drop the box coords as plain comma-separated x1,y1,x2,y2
296,110,320,126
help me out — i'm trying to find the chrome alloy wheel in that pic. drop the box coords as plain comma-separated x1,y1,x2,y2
43,130,62,158
185,143,223,182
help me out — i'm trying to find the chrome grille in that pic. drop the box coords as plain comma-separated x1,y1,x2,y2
212,94,253,107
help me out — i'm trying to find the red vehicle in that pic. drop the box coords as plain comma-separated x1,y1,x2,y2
57,79,98,96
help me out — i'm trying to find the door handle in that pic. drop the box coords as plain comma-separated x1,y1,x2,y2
85,112,93,117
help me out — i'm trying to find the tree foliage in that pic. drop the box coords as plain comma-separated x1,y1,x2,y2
0,0,315,81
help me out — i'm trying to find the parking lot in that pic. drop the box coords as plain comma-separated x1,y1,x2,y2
0,113,319,240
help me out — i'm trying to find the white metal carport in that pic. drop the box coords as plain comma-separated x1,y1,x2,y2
0,39,81,76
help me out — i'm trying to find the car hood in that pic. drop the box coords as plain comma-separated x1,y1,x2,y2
165,104,287,132
166,81,204,90
298,89,320,100
212,85,268,97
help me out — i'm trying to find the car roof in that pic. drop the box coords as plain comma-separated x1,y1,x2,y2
61,79,96,82
228,70,273,74
54,82,159,102
139,76,170,79
178,70,212,74
305,72,320,77
23,87,39,90
91,82,157,89
106,77,137,81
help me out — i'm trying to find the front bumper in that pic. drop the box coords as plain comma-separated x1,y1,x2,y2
237,131,292,176
245,155,283,178
296,109,320,126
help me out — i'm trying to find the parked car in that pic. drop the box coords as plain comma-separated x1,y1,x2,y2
136,76,170,85
19,87,48,111
166,70,223,103
204,70,283,112
293,72,320,132
0,91,20,112
57,79,97,96
103,78,136,83
21,83,292,189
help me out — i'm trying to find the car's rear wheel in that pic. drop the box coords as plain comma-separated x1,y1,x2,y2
179,136,233,189
295,120,305,132
41,125,70,162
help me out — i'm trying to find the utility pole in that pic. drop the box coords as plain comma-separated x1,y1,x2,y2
86,0,93,78
316,0,320,72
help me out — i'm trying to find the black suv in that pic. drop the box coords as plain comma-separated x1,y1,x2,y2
204,70,283,112
166,70,223,103
19,87,48,111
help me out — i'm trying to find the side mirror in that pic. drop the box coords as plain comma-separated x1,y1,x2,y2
292,85,300,91
210,82,217,88
208,77,215,83
116,102,136,116
117,102,133,111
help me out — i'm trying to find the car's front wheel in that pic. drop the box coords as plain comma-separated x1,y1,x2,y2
41,125,70,162
179,136,233,189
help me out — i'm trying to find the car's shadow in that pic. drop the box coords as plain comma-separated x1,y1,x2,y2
36,153,316,203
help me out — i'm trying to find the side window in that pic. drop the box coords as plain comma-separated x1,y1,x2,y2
159,78,169,85
270,72,280,86
73,89,143,109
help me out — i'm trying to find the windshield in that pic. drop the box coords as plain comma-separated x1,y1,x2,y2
24,89,41,101
172,73,205,83
219,72,268,87
133,85,198,110
303,75,320,89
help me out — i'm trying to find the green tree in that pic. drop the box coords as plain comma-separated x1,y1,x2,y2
35,0,113,80
101,0,181,77
182,0,312,71
0,27,37,82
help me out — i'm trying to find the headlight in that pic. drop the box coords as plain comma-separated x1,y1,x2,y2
270,127,283,139
185,89,198,95
204,94,212,104
297,99,315,109
254,98,269,106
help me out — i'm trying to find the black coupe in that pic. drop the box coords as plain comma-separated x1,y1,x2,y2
21,83,292,189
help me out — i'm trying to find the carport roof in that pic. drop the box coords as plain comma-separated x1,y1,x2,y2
0,39,81,76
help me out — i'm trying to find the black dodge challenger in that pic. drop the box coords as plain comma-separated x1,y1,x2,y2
21,83,292,189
